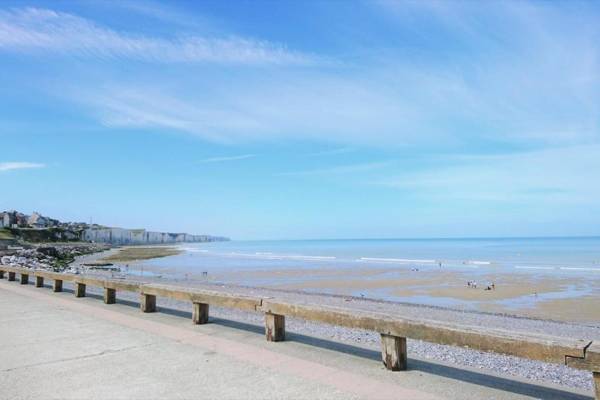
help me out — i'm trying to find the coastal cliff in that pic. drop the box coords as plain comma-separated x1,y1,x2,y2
0,210,229,246
82,227,228,245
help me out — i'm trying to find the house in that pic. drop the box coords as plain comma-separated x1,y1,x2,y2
1,211,32,228
28,212,58,228
3,211,19,228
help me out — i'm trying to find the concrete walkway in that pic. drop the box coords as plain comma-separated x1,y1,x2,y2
0,280,594,400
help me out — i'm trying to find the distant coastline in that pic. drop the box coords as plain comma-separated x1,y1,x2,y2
82,227,228,245
0,210,229,246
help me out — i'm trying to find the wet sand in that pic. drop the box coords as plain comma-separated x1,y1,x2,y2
100,250,600,324
213,268,600,323
99,246,182,263
479,296,600,323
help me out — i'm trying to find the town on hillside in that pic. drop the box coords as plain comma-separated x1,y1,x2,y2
0,210,228,246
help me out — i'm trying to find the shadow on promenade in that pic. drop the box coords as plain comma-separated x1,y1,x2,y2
45,287,591,400
161,306,592,400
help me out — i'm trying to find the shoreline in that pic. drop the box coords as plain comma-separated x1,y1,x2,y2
96,246,182,263
2,245,598,391
62,245,600,329
54,244,600,326
121,253,600,325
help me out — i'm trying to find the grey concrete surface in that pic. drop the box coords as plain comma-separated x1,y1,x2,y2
0,280,595,400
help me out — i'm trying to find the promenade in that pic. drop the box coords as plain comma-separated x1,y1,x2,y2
0,280,594,400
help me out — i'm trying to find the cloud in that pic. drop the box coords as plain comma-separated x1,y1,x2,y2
306,147,355,157
375,145,600,204
0,7,321,66
6,3,600,150
105,0,213,29
0,162,45,172
198,154,256,163
277,160,393,177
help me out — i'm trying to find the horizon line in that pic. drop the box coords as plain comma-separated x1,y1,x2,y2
227,235,600,242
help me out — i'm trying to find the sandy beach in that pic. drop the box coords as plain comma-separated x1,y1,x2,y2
73,244,600,327
62,268,600,393
262,271,599,323
6,246,600,392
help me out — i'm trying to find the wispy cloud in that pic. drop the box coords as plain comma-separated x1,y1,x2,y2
277,160,393,177
375,145,600,204
106,0,215,30
0,7,321,66
307,147,355,157
198,154,256,163
5,3,600,151
0,162,45,172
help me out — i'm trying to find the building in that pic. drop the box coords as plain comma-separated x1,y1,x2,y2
27,212,59,228
2,211,20,228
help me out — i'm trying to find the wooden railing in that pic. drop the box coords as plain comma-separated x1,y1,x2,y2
1,265,598,398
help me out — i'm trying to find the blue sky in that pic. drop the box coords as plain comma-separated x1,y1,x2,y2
1,0,599,239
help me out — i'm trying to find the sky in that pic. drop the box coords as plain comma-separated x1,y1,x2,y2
1,0,599,240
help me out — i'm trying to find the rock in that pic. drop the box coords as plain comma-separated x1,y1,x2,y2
37,247,59,257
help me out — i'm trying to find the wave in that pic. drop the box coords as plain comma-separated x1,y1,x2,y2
559,267,600,271
179,247,208,253
282,255,337,260
226,252,336,261
358,257,437,263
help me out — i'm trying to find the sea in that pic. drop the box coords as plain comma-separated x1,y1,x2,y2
138,237,600,282
121,237,600,317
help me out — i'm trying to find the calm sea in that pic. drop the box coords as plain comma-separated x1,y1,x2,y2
141,236,600,275
131,237,600,311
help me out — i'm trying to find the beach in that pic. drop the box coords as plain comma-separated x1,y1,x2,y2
59,269,600,392
6,241,600,391
97,246,182,263
108,238,600,324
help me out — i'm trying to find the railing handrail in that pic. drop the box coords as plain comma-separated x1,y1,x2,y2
1,264,598,397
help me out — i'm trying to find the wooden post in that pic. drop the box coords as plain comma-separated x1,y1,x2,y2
192,302,209,324
265,313,285,342
35,276,44,288
53,279,63,292
104,288,116,304
20,273,29,284
75,282,86,297
594,372,599,400
380,334,407,371
140,294,156,313
8,271,16,281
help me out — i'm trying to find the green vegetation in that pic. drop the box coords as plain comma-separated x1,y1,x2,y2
7,227,81,243
0,228,15,240
100,246,182,262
